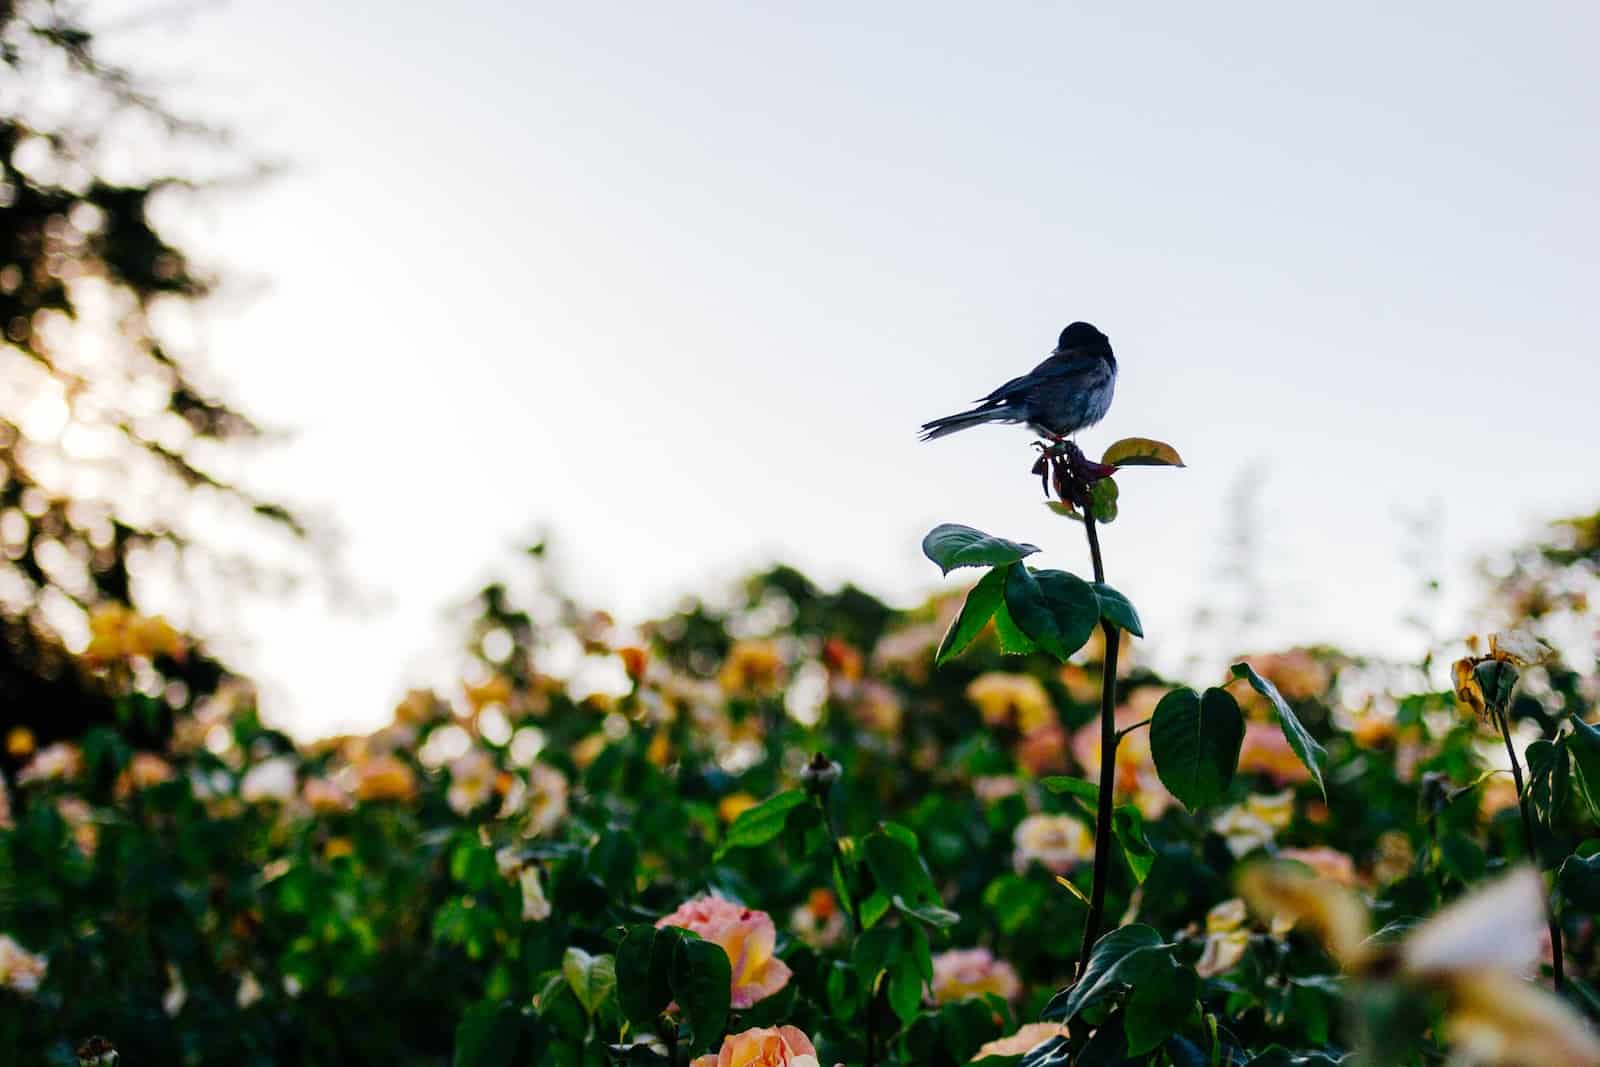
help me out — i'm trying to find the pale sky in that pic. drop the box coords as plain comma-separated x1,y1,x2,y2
95,2,1599,737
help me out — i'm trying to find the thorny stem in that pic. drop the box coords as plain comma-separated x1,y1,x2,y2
1076,512,1122,980
1491,703,1565,991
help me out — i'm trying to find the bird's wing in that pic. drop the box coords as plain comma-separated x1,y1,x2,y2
974,351,1105,404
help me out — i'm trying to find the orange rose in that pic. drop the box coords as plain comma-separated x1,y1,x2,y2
657,896,792,1009
689,1026,819,1067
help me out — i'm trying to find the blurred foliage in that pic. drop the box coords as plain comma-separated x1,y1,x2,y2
0,1,307,755
0,509,1595,1065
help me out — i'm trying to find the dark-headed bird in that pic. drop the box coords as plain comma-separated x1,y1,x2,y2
919,322,1116,442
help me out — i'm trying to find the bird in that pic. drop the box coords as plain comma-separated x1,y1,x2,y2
919,322,1117,443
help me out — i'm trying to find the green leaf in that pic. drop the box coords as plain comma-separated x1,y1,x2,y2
895,896,961,928
1004,566,1099,663
1101,437,1186,468
1123,953,1198,1056
1113,805,1155,884
453,1000,532,1067
887,952,926,1026
923,524,1040,576
562,947,616,1016
863,830,940,908
1091,582,1143,638
1230,663,1328,799
714,790,806,860
671,935,731,1054
1041,776,1101,803
615,926,671,1028
1088,476,1119,523
1569,716,1600,821
1149,687,1244,811
587,830,638,896
1042,924,1168,1022
991,598,1040,655
1558,852,1600,911
937,565,1011,664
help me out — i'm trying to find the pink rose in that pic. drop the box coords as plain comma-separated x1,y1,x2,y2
657,896,792,1009
929,947,1022,1004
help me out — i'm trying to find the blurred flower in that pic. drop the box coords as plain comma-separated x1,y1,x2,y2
56,796,98,856
1373,830,1415,885
5,726,34,758
850,681,903,735
1058,664,1102,705
973,1023,1068,1060
1196,898,1252,978
162,963,187,1017
496,847,554,921
790,889,846,950
689,1026,819,1067
1481,775,1521,820
1240,650,1330,703
1279,846,1359,887
301,777,354,815
322,837,354,861
464,674,513,713
821,637,864,683
967,673,1054,733
872,618,945,684
928,947,1021,1005
1072,692,1176,818
657,896,792,1009
0,773,10,830
972,775,1021,804
240,756,298,805
1213,804,1276,858
1351,710,1400,749
618,646,649,684
1247,790,1295,831
1239,863,1600,1066
0,933,47,994
1237,721,1312,786
519,762,569,837
17,741,82,785
718,640,785,698
236,971,263,1009
447,748,497,815
84,603,185,663
572,733,608,769
353,754,418,803
394,688,449,727
719,793,759,824
1013,813,1094,875
114,752,174,797
1016,722,1070,776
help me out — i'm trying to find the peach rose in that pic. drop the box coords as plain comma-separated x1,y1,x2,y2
1013,813,1095,875
657,896,792,1009
689,1026,818,1067
1279,847,1359,887
929,947,1021,1004
353,754,418,802
1236,721,1311,786
974,1023,1069,1060
966,673,1054,734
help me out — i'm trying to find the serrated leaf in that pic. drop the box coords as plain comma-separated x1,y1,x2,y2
1091,582,1143,638
923,524,1040,576
1149,687,1244,811
1230,663,1328,799
1101,437,1186,468
713,790,806,860
991,598,1039,655
936,564,1010,664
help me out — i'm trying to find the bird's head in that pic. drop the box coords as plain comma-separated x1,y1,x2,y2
1057,321,1110,351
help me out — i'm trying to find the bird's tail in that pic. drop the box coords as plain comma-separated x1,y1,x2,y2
918,405,1005,441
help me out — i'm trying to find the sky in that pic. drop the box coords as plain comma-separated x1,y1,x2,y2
90,1,1600,738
